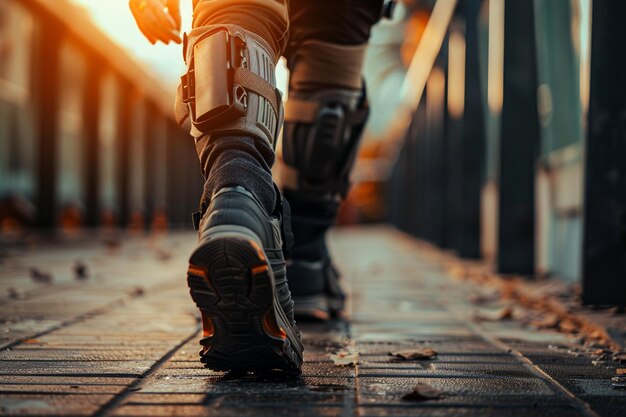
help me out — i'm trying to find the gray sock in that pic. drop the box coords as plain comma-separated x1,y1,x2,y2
199,135,276,215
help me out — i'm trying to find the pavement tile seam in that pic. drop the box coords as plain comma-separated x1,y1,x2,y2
92,329,201,417
0,373,146,378
443,303,604,417
0,297,129,351
0,383,131,387
357,403,579,409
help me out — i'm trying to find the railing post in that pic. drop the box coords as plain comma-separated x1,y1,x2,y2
116,80,133,228
445,15,464,253
425,59,448,247
496,0,540,274
143,102,154,228
83,54,103,228
459,0,485,259
34,16,62,229
582,0,626,305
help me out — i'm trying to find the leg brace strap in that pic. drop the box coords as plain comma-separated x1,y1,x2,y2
175,25,284,150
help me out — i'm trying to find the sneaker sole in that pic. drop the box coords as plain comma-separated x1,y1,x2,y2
289,261,345,321
293,294,345,321
187,231,303,373
293,294,331,321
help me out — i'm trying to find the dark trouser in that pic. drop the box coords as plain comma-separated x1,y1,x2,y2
193,0,383,54
192,0,383,213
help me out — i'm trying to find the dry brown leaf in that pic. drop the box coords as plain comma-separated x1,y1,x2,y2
402,383,444,401
613,353,626,364
511,307,534,322
389,348,438,360
104,239,121,251
588,329,607,340
330,350,359,366
447,265,465,279
469,291,500,305
612,376,626,388
7,287,24,299
129,287,145,297
530,313,560,329
155,248,172,262
558,319,579,333
29,268,53,284
73,261,89,281
473,306,513,322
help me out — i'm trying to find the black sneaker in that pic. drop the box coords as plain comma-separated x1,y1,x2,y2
284,196,346,321
288,251,346,321
186,186,303,373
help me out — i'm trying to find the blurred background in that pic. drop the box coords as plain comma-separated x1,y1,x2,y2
0,0,624,306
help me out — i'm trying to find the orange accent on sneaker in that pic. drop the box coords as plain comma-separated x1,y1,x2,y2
308,309,331,321
188,265,208,279
251,264,269,275
248,240,267,262
201,310,215,338
262,309,287,340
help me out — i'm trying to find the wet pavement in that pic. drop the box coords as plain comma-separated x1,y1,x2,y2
0,226,624,416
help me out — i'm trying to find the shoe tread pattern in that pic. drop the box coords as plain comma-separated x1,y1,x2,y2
188,234,302,373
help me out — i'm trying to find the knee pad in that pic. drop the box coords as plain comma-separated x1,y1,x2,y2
279,87,369,204
175,25,284,150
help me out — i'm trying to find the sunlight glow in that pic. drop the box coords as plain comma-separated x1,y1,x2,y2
487,0,504,115
447,24,466,120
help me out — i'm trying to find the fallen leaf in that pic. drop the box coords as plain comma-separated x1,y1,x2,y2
612,376,626,389
511,307,535,323
73,261,89,281
586,341,607,349
330,350,359,366
590,348,606,356
469,291,500,305
104,239,121,251
389,348,437,360
155,248,172,262
129,287,145,297
613,353,626,364
558,319,579,334
7,287,24,299
529,313,560,329
402,383,444,401
447,265,465,279
592,354,611,365
588,330,607,341
473,306,513,322
29,268,53,284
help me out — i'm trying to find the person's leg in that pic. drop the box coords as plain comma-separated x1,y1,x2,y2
278,0,384,320
188,0,290,214
177,0,303,372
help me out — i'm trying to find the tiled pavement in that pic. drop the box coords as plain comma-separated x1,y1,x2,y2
0,226,624,416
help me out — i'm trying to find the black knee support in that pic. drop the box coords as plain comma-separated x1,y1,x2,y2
279,88,369,205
